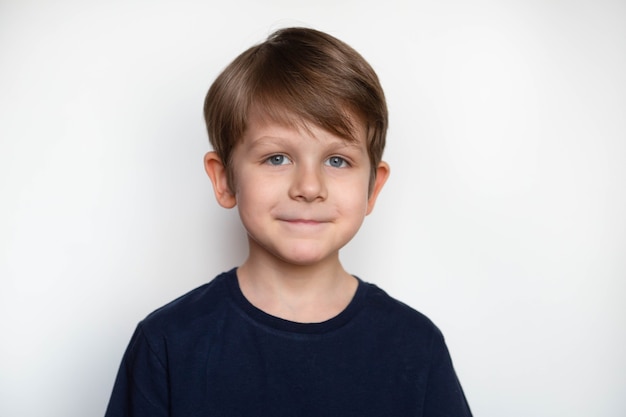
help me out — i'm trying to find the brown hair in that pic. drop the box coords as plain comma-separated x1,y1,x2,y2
204,27,388,189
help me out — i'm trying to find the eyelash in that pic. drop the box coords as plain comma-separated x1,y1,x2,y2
325,156,349,168
265,154,290,166
264,155,350,168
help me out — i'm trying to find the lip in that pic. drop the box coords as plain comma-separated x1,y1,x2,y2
278,218,330,227
281,219,326,224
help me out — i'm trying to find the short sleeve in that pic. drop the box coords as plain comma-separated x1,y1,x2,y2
104,324,169,417
422,330,473,417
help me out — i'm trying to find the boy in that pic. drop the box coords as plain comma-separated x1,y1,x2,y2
105,27,472,416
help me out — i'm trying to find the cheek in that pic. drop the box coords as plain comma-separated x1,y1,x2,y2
235,175,280,210
334,182,370,214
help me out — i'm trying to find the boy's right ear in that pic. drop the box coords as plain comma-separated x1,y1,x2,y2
204,151,237,208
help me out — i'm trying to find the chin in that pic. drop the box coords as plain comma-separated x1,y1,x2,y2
276,247,336,267
279,253,328,267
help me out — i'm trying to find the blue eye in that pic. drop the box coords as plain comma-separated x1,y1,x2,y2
326,156,348,168
266,154,290,165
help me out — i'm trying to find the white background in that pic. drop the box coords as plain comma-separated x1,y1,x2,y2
1,1,625,416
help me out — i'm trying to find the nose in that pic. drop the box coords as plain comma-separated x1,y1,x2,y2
289,162,327,202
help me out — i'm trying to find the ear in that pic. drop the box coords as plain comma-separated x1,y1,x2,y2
204,151,236,209
366,161,390,215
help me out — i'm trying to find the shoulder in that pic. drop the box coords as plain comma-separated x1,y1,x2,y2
362,281,436,326
138,269,236,337
360,281,445,342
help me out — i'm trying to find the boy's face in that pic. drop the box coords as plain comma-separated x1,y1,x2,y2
205,111,389,267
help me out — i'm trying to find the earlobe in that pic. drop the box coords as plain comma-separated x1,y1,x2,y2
204,151,237,209
366,161,390,215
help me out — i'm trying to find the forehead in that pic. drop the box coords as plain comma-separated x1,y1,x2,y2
244,119,365,154
243,106,367,146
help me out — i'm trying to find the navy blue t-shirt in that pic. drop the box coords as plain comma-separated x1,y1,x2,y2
105,269,472,416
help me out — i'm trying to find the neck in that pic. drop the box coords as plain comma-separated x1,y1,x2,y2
236,248,357,323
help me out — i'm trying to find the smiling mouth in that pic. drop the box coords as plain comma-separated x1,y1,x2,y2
284,219,323,224
279,218,330,226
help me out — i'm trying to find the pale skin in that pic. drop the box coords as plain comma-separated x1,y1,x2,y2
204,111,389,323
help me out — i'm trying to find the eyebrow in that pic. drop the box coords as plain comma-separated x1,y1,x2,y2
248,135,363,151
245,136,290,150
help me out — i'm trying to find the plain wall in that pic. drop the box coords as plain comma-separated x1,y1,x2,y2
1,1,625,416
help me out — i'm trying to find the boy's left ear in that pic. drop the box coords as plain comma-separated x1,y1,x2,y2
366,161,390,215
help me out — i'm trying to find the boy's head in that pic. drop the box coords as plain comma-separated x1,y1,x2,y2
203,27,388,191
